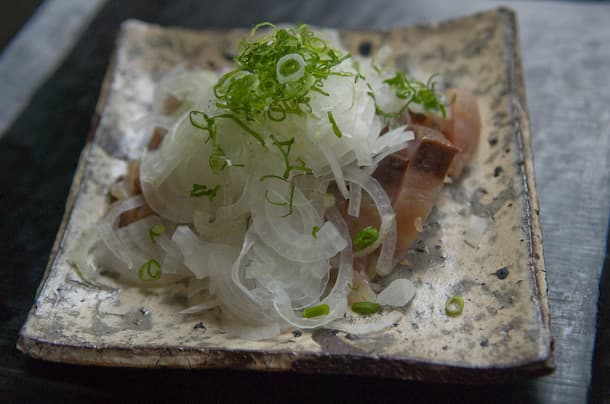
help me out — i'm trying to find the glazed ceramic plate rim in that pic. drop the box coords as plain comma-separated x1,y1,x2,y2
18,7,553,382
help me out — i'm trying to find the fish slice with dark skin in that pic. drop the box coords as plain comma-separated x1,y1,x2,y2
410,88,481,178
336,124,459,282
382,125,459,260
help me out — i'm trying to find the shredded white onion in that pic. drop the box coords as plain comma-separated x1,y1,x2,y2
372,127,414,165
172,225,209,278
344,167,397,275
252,185,346,263
98,195,147,269
272,208,353,328
78,31,446,339
347,183,361,217
179,298,219,314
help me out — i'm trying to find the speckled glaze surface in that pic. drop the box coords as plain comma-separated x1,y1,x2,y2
18,8,553,382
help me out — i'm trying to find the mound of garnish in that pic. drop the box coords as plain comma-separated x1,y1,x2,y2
74,23,480,340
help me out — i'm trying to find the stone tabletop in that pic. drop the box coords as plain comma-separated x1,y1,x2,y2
1,1,609,402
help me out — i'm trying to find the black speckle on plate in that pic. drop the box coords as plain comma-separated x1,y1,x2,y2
358,41,372,56
494,267,509,279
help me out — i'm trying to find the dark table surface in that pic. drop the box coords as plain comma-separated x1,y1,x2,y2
1,0,609,402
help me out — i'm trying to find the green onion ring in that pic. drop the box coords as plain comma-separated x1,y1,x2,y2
351,302,381,315
303,304,330,318
276,53,306,84
445,296,464,317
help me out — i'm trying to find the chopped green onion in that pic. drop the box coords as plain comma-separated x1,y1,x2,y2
353,226,379,251
189,110,265,174
212,23,350,121
189,110,215,136
212,113,265,146
312,225,320,238
189,24,350,214
303,303,330,318
258,136,311,216
276,53,306,84
190,184,221,201
351,301,381,315
381,72,446,118
138,259,161,281
264,189,288,207
347,283,358,291
209,144,229,174
327,111,343,138
148,224,166,243
445,296,464,317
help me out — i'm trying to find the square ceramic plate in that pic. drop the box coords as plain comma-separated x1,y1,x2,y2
18,8,553,382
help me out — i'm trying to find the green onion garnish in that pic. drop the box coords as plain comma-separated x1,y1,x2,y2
258,135,311,216
327,111,343,138
351,301,381,315
445,296,464,317
190,184,221,201
276,53,306,83
214,23,350,120
353,226,379,251
189,111,265,174
188,24,352,215
311,225,320,238
148,224,166,243
267,135,312,180
303,303,330,318
138,259,162,281
380,72,446,118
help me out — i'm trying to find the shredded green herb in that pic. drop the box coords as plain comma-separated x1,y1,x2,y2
351,301,381,315
445,296,464,317
379,73,446,118
353,226,379,251
215,23,350,120
258,135,312,216
303,303,330,318
189,110,264,174
190,184,221,201
189,23,349,183
311,225,320,238
138,259,162,281
184,22,444,220
148,224,166,243
327,111,343,138
267,135,312,179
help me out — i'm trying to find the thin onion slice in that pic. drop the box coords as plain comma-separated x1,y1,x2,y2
172,225,210,278
70,227,115,290
179,298,219,314
347,182,361,217
353,213,395,258
372,126,413,155
344,167,397,275
98,195,146,269
271,207,353,329
252,185,346,263
319,143,349,199
207,243,277,329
